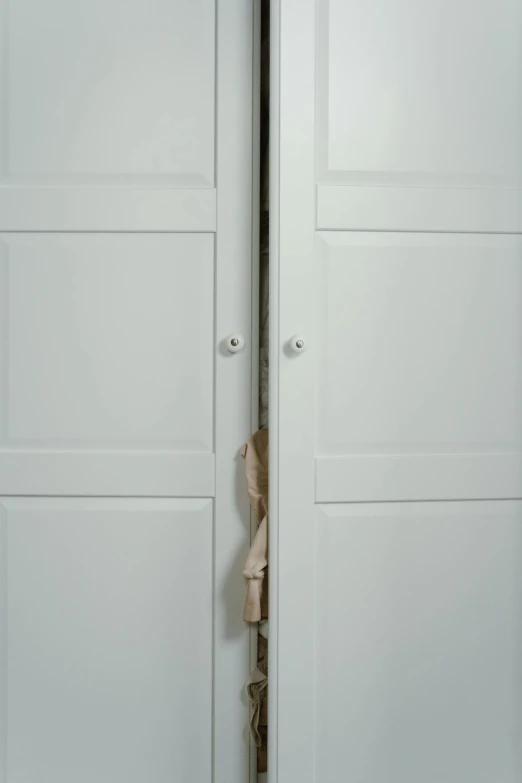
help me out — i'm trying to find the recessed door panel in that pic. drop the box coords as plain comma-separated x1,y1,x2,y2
317,0,522,187
0,498,213,783
316,233,522,456
315,502,522,783
0,233,214,450
1,0,215,184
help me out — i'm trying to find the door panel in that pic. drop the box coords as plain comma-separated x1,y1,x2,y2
273,0,522,781
0,232,217,496
0,498,213,783
317,0,522,187
315,231,522,502
315,502,522,783
0,1,254,782
316,233,522,456
2,0,215,184
0,233,214,450
0,0,218,231
315,0,522,231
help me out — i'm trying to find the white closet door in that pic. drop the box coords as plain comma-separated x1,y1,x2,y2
271,1,522,782
0,2,254,782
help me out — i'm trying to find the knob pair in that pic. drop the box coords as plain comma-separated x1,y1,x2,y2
225,334,307,354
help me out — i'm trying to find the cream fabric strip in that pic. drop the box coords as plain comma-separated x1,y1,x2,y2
246,665,268,747
241,429,269,622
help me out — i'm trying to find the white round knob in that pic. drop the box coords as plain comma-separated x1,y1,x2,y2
225,333,245,353
289,335,307,353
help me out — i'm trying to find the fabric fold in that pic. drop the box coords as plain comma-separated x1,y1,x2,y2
243,515,268,622
241,429,269,622
246,665,268,747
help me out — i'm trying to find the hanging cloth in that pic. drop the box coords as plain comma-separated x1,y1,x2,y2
241,428,269,622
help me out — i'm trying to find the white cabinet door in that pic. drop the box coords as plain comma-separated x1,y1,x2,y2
0,2,254,782
271,2,522,782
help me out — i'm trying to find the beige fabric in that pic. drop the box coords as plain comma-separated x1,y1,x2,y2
241,429,269,622
240,428,268,525
243,517,268,622
246,632,268,772
246,665,268,747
